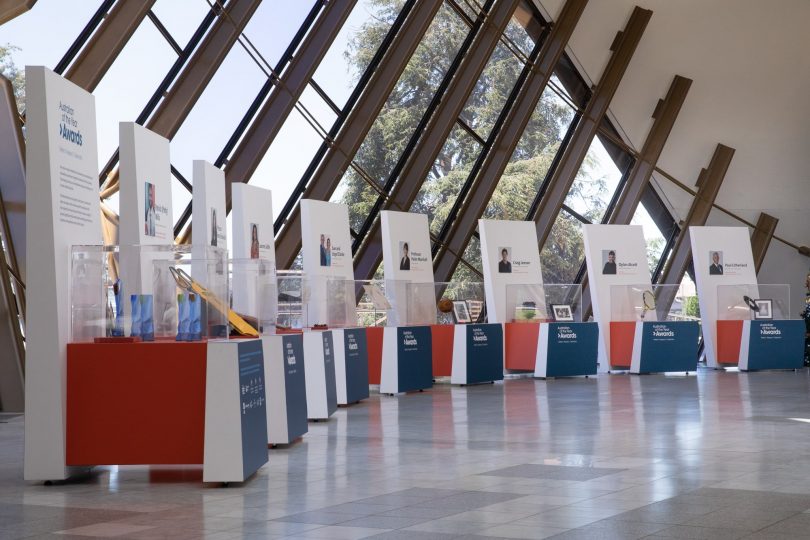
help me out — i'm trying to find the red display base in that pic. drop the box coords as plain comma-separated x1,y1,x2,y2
431,325,454,377
366,327,384,385
66,341,207,466
716,320,743,365
609,321,635,369
504,322,539,371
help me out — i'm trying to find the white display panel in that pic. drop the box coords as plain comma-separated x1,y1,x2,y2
300,199,353,325
24,66,102,481
689,226,757,367
192,160,227,250
479,219,544,323
582,224,652,370
381,210,434,326
231,183,275,314
118,122,173,294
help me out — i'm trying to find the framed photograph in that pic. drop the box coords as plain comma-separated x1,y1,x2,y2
465,300,484,323
753,299,773,320
452,300,471,324
550,304,574,322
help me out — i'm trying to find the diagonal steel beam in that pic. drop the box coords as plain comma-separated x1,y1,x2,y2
429,0,589,282
64,0,157,92
0,0,35,25
145,0,260,139
352,0,524,280
273,0,444,269
655,143,735,312
751,212,779,274
223,0,357,207
528,6,651,248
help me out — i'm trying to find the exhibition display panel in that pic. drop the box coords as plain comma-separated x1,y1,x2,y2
67,245,268,483
716,284,804,371
504,284,598,378
404,281,502,385
609,283,699,374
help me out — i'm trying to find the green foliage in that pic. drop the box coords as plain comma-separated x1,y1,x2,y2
683,296,700,318
0,44,25,113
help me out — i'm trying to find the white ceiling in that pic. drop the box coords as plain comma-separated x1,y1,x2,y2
536,0,810,295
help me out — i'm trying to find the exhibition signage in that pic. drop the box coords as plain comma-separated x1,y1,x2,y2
231,183,275,314
717,319,804,371
629,321,699,374
300,199,353,325
689,226,757,368
262,334,308,445
25,67,102,481
450,323,504,385
191,160,226,281
333,328,370,404
381,210,434,325
204,339,269,482
583,224,652,371
119,122,173,294
535,322,599,378
479,219,544,324
303,330,338,420
381,326,433,394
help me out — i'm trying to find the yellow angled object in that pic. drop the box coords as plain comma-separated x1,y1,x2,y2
169,267,259,337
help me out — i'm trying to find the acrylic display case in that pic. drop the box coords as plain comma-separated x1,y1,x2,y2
276,270,309,331
324,278,392,328
716,284,792,321
504,283,583,323
230,258,277,335
404,281,486,325
610,283,690,322
70,244,228,342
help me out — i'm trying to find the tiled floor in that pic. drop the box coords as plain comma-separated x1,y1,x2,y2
3,369,810,539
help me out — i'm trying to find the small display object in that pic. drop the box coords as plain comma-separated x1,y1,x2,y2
451,300,471,323
505,283,583,323
717,284,791,321
405,281,486,325
550,304,574,322
753,299,773,320
229,258,277,335
276,270,309,332
610,284,689,322
70,244,228,342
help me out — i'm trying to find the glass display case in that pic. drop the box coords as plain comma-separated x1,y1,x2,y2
610,283,693,322
230,258,276,335
276,270,309,331
70,244,228,342
717,284,792,321
504,283,583,323
404,281,486,325
325,278,392,328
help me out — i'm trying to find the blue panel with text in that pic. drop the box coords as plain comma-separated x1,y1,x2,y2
396,326,433,393
546,322,599,377
746,320,805,371
344,329,370,403
639,321,699,373
237,340,268,479
282,334,308,440
465,324,504,384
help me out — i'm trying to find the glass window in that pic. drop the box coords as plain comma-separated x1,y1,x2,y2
311,0,405,110
459,42,524,140
411,125,481,235
632,202,667,275
0,0,102,69
541,209,585,284
486,86,577,219
563,135,629,223
93,21,177,172
150,0,212,48
449,235,483,284
241,0,319,71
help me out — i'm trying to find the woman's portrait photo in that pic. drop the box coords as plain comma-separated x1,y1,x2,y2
250,223,260,259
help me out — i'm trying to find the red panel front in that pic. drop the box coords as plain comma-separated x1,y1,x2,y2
430,325,455,377
366,327,384,385
504,322,539,371
609,321,636,368
716,320,744,365
66,342,207,466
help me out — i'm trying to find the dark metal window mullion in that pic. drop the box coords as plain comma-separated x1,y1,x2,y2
53,0,116,74
146,10,184,56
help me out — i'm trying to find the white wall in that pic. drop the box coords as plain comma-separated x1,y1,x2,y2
535,0,810,309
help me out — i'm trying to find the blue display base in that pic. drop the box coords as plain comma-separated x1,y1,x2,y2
744,320,805,371
538,322,598,378
633,321,699,374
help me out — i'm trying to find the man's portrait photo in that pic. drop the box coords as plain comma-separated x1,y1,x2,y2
498,247,512,273
144,182,156,237
602,250,617,275
709,251,724,275
399,241,411,271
